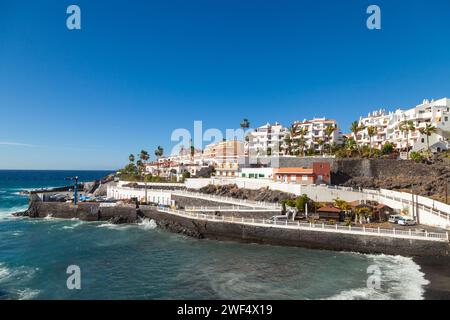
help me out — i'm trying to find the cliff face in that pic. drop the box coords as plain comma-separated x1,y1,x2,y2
332,158,450,201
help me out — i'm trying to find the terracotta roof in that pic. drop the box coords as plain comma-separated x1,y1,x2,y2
349,200,360,207
274,168,314,174
317,206,342,213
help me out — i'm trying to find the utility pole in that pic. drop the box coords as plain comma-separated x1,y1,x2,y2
65,176,79,206
446,178,448,204
416,193,420,225
144,180,148,204
411,183,415,221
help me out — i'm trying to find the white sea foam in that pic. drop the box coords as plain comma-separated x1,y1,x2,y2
0,263,38,284
0,263,11,282
0,205,28,221
96,222,127,229
62,221,84,230
0,263,40,299
97,222,117,228
0,205,28,215
327,254,429,300
17,288,40,300
12,192,28,197
138,218,157,230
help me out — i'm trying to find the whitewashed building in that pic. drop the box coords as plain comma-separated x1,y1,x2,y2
292,118,343,153
355,98,450,152
246,122,289,157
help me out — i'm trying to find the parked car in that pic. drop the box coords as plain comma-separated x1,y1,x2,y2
388,215,403,224
268,215,288,223
398,217,417,226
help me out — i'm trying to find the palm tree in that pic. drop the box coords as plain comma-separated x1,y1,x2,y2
296,127,308,156
316,139,325,155
154,146,164,176
297,137,307,157
129,154,135,163
139,150,149,162
419,124,436,152
324,125,337,155
345,137,357,157
288,124,300,155
240,118,250,130
189,139,195,159
350,121,364,156
399,120,415,159
283,135,292,155
138,150,150,179
136,160,144,174
367,126,377,157
333,198,351,214
283,124,297,155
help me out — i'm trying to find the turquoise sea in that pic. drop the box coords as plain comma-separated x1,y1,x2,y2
0,170,429,300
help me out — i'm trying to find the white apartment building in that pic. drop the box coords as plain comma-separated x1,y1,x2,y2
246,122,289,156
355,98,450,152
292,118,343,153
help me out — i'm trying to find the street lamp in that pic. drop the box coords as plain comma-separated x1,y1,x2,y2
65,176,79,206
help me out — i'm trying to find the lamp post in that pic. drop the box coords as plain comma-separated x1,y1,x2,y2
65,176,79,206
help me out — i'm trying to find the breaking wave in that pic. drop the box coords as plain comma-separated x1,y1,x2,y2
327,254,429,300
138,218,157,230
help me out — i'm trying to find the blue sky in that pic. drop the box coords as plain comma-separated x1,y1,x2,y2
0,0,449,170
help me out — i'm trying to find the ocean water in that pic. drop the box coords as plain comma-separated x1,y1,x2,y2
0,170,429,300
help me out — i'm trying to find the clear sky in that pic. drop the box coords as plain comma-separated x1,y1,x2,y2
1,0,449,170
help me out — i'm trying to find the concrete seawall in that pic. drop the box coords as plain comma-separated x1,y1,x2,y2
26,198,137,223
25,199,450,257
140,209,449,257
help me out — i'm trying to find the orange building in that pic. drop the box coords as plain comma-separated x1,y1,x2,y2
273,162,331,184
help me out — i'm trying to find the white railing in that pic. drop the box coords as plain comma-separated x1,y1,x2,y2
184,206,281,213
171,190,282,209
119,181,184,188
364,188,450,221
111,182,450,227
156,207,449,242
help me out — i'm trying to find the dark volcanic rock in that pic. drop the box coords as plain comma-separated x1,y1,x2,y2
333,158,450,201
12,211,29,217
109,215,137,224
195,184,296,203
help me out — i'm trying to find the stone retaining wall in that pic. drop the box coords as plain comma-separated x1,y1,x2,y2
26,199,450,257
140,209,450,257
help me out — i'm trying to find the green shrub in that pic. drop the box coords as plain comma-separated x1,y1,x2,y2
381,142,394,155
410,151,423,163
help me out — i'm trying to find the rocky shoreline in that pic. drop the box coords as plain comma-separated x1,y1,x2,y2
17,193,450,258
